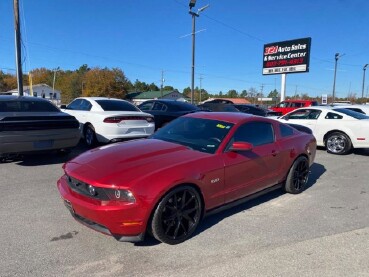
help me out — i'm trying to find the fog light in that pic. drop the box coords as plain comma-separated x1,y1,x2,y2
88,185,96,196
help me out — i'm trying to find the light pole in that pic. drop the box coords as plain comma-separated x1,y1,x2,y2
189,0,209,104
362,64,368,99
52,67,60,96
332,53,340,103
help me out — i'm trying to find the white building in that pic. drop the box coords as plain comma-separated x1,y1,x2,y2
5,84,61,106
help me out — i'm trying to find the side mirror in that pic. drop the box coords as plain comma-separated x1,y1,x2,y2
60,104,67,109
229,141,253,152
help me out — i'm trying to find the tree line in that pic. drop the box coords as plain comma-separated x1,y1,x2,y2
1,65,178,104
2,65,364,104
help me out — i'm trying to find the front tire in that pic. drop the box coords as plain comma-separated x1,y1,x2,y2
325,132,352,155
284,156,310,194
151,186,202,245
84,125,97,147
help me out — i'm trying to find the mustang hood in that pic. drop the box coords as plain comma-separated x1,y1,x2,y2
64,139,208,187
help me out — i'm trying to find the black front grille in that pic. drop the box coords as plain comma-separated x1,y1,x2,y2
0,116,79,131
65,175,109,200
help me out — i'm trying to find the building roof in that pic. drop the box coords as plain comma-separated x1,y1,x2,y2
202,98,251,104
7,84,60,93
126,90,182,100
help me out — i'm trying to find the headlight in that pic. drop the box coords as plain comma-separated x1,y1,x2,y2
88,185,96,196
103,189,136,203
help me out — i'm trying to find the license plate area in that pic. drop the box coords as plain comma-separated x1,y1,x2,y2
33,140,54,149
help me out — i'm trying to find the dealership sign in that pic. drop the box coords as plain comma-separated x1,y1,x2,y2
262,37,311,75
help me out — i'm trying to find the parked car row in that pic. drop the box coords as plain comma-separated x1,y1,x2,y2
2,95,369,158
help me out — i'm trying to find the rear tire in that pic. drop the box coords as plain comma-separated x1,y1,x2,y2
151,186,202,245
325,132,352,155
284,156,310,194
84,125,97,147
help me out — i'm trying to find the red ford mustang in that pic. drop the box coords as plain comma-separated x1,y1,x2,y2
57,112,316,244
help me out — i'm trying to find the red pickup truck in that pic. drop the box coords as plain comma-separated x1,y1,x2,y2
271,100,319,115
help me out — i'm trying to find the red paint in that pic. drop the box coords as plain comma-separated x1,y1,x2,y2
57,113,317,241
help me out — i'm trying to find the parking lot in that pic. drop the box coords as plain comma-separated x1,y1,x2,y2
1,143,368,277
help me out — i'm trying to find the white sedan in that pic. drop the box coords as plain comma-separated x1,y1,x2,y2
277,106,369,155
61,97,155,147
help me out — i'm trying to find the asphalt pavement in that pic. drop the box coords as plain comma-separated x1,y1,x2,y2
1,143,368,277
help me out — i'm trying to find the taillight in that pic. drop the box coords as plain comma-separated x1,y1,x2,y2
103,116,154,123
103,117,123,123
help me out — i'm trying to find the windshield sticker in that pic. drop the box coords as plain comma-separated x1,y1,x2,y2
216,124,226,129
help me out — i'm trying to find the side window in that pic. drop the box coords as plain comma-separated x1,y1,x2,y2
287,109,321,120
291,102,303,108
139,102,153,111
286,109,310,119
233,121,274,146
345,108,365,114
280,124,294,137
66,99,83,110
152,102,165,111
80,100,92,111
325,112,343,119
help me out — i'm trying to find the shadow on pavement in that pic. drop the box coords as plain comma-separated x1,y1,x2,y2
193,162,326,240
5,141,91,166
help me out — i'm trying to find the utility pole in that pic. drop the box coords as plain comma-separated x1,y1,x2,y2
294,85,298,98
332,53,344,103
199,74,203,102
362,64,368,99
260,84,264,95
52,67,60,97
160,70,164,98
189,1,209,104
13,0,23,96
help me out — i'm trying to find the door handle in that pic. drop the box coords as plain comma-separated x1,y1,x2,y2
271,150,278,156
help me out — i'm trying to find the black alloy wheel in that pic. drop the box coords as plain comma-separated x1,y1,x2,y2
284,156,310,194
84,125,97,147
151,186,202,244
325,131,352,155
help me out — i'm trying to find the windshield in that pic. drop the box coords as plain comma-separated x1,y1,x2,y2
0,100,60,112
150,117,234,154
96,100,140,112
333,108,369,120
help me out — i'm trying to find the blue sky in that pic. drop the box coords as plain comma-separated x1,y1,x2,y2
1,0,368,98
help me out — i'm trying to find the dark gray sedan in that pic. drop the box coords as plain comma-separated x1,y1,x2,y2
0,95,81,161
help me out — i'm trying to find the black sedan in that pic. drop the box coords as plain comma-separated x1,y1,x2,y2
138,99,201,129
233,104,282,117
0,96,81,161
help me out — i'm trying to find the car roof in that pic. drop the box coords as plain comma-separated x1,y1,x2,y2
141,99,199,108
77,97,127,101
184,111,262,124
291,106,334,111
0,95,49,102
281,99,315,103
